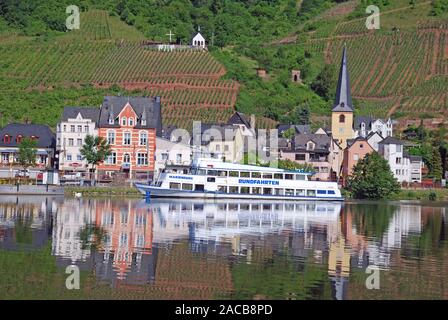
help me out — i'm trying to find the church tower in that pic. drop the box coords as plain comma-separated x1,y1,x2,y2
331,46,354,149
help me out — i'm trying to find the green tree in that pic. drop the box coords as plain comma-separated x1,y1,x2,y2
296,105,310,125
278,159,314,172
18,137,37,172
310,64,336,101
429,147,443,180
80,135,111,183
282,127,296,140
347,152,400,199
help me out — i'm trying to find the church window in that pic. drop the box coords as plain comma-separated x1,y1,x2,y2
339,114,345,123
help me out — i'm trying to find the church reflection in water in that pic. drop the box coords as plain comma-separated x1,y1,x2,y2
0,195,441,299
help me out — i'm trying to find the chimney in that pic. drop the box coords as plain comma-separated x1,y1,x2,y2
156,96,161,103
250,114,256,129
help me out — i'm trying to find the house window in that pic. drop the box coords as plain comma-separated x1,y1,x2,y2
16,135,22,143
123,132,131,145
353,154,359,161
176,154,182,163
128,118,134,126
106,152,116,164
295,154,306,161
139,132,147,146
339,114,345,123
77,125,82,132
119,233,128,247
63,125,67,132
84,125,89,133
66,154,72,161
123,153,130,164
77,154,82,161
307,142,314,151
70,125,75,132
77,139,82,146
107,131,115,145
216,145,221,151
224,145,229,152
396,157,402,164
3,135,10,144
121,117,127,126
68,138,74,146
161,153,168,160
137,153,148,165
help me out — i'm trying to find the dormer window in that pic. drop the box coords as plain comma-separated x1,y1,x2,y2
307,142,314,150
16,135,23,143
122,117,127,126
341,102,345,108
141,119,146,126
361,122,365,129
109,117,114,125
128,118,134,126
3,135,10,144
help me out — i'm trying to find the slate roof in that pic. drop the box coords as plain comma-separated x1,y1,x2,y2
0,123,55,148
378,136,404,145
99,96,162,136
227,112,251,129
332,46,354,112
292,134,331,152
277,124,311,137
61,107,100,124
346,136,371,148
195,123,237,145
354,116,374,130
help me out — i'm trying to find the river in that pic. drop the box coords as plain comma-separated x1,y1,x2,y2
0,195,447,299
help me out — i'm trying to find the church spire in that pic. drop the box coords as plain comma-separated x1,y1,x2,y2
332,45,353,112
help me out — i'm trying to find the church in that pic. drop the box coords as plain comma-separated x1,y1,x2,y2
331,46,393,149
191,27,206,49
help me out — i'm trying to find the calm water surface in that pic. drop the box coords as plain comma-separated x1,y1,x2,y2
0,195,447,300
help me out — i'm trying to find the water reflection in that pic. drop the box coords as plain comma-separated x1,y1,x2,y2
0,196,447,299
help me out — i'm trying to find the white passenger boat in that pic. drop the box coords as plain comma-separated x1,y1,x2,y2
135,158,343,201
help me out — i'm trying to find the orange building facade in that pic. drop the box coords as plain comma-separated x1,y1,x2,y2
341,138,373,185
96,96,162,180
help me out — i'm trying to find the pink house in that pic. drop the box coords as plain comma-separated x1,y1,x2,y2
342,137,373,185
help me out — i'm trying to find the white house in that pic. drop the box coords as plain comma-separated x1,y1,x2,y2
57,107,99,175
155,137,193,178
191,28,206,49
354,116,393,139
378,136,423,183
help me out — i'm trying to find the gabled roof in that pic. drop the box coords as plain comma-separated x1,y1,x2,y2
195,123,237,145
0,123,55,148
346,136,372,149
99,96,162,135
61,107,100,124
366,130,383,140
277,124,311,136
332,46,354,112
293,134,331,152
378,136,404,145
227,112,251,129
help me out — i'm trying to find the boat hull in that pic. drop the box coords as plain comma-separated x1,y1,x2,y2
134,183,344,202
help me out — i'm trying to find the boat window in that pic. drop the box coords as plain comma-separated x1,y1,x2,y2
296,189,305,196
252,187,261,194
307,190,316,197
295,174,305,180
195,184,204,191
317,190,327,195
285,174,294,180
251,172,261,178
252,204,260,211
207,170,218,176
262,173,272,179
218,186,227,193
207,177,216,182
274,188,284,196
182,183,193,191
263,204,271,210
229,186,239,193
263,188,272,195
218,170,227,177
240,171,250,177
169,182,181,190
229,171,239,177
285,189,294,196
328,190,336,195
240,187,250,194
274,173,283,180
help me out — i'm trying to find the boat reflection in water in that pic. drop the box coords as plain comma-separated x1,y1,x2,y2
2,195,446,299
